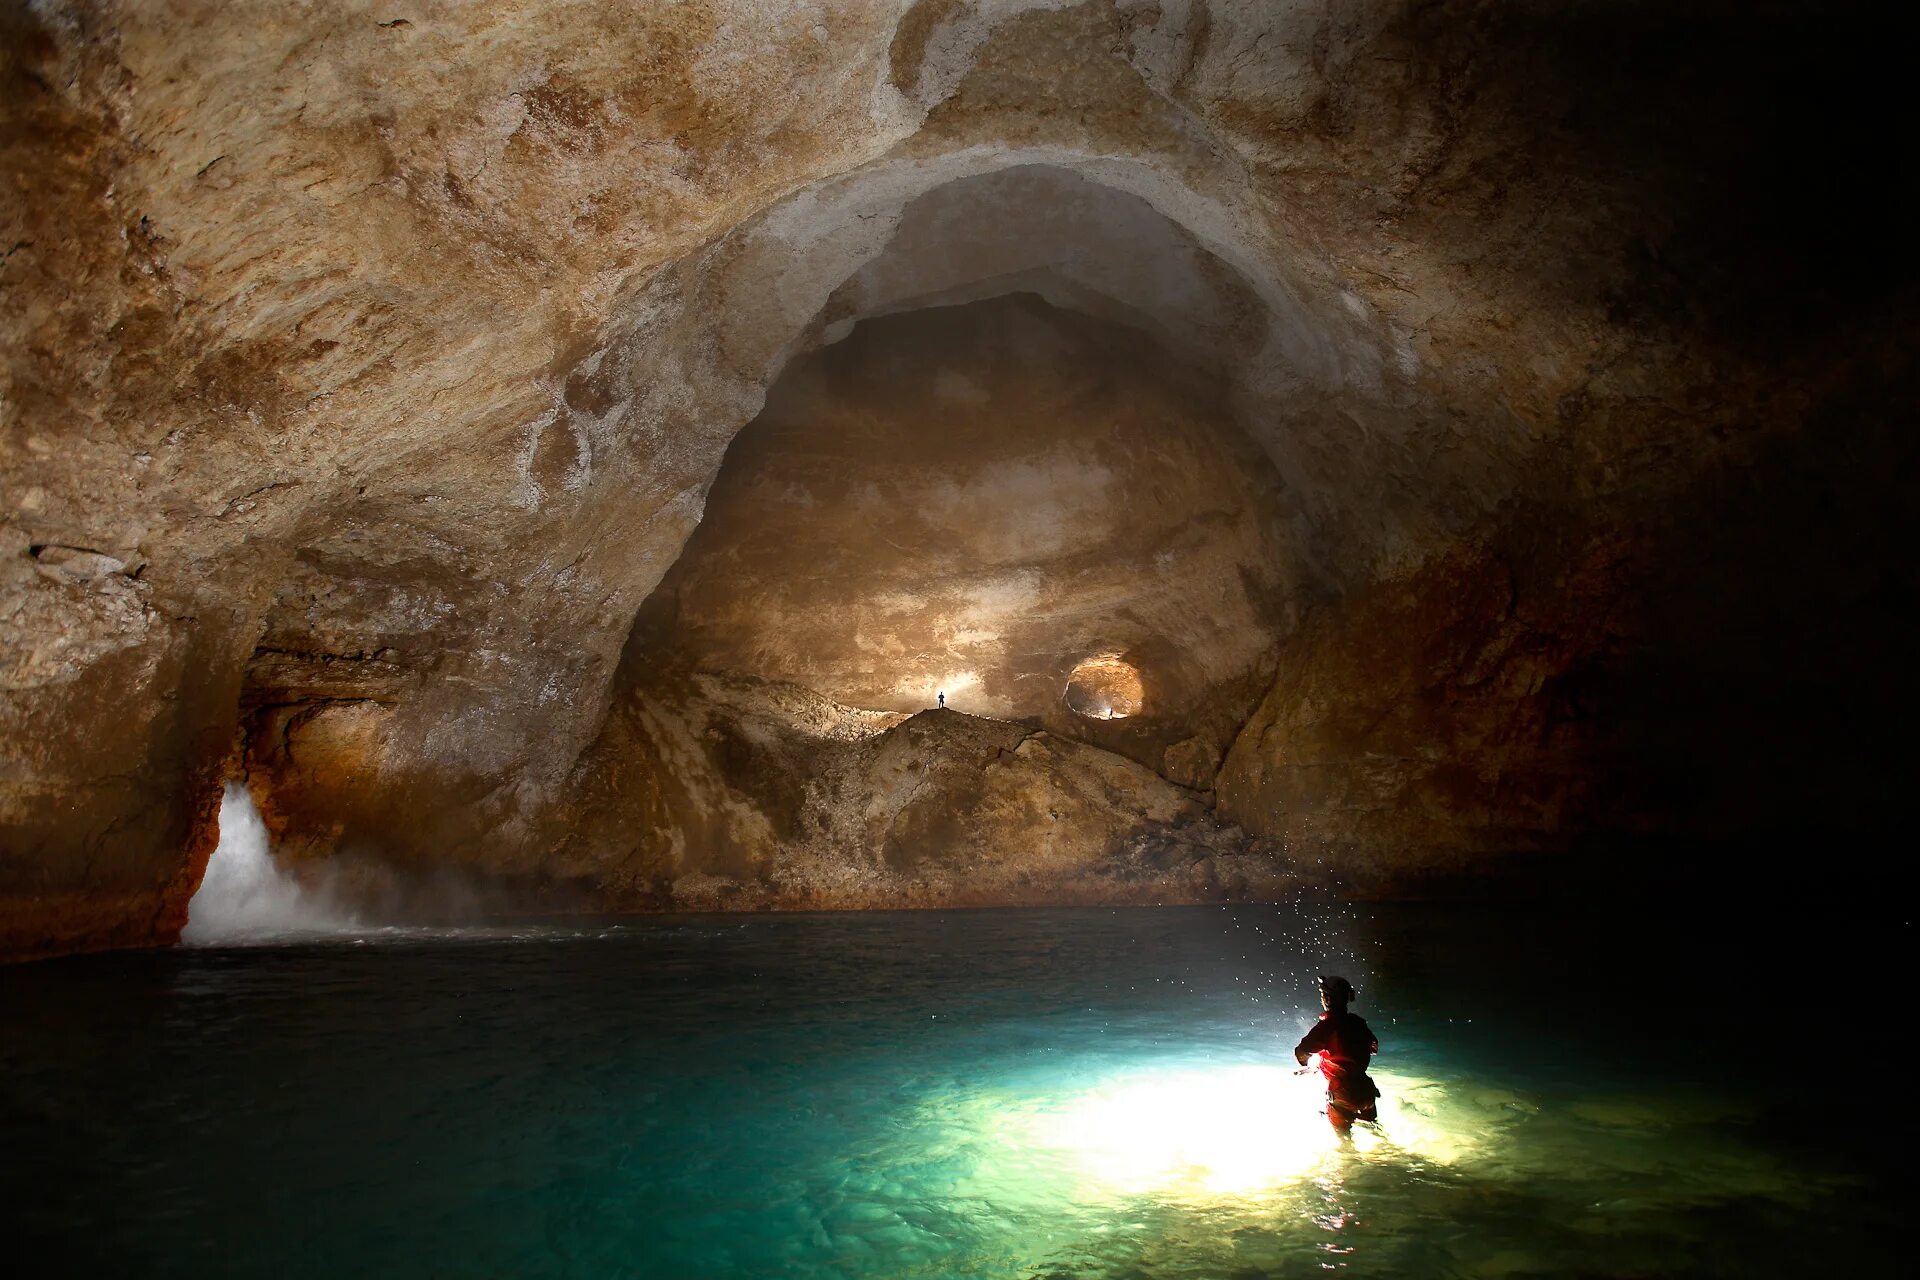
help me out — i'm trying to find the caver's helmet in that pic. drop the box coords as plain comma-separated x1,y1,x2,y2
1317,975,1355,1006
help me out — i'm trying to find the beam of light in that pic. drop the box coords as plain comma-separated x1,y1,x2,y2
1064,653,1144,719
1029,1064,1342,1196
907,669,982,709
952,1061,1482,1209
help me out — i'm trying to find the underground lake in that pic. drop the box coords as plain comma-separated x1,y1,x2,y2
5,4,1916,1276
3,898,1902,1278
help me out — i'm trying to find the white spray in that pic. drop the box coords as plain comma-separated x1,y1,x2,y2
182,783,356,943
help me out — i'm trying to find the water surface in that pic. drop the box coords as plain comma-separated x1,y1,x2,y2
1,905,1900,1277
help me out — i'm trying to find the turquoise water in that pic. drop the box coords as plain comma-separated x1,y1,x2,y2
1,905,1901,1277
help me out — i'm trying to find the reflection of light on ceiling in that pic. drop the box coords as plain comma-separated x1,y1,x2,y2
1064,652,1145,719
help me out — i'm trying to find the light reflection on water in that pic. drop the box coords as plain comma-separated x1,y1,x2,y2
0,905,1899,1278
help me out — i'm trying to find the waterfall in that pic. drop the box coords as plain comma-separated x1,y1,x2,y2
182,783,355,943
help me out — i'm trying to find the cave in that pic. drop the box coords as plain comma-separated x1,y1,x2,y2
1064,655,1144,720
1,2,1912,1274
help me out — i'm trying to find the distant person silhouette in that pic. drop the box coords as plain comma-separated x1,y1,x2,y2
1294,975,1380,1131
937,691,945,708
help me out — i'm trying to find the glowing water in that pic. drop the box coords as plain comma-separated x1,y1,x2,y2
0,906,1895,1277
1003,1062,1465,1197
181,784,355,943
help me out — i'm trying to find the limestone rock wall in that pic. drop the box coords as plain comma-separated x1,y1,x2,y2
1218,359,1920,892
4,1,1914,956
3,0,924,956
631,296,1295,783
547,668,1300,911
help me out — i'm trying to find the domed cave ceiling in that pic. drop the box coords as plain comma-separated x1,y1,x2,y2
635,296,1292,764
2,0,1914,958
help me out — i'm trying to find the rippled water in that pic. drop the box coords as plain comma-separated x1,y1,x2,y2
1,905,1901,1278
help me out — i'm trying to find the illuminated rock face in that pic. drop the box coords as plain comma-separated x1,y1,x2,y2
632,296,1291,780
542,671,1296,911
1064,657,1145,722
2,1,1913,955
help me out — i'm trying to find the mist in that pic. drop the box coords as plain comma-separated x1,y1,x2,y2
181,784,357,944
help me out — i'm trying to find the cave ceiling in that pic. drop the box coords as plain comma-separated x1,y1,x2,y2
3,1,1914,959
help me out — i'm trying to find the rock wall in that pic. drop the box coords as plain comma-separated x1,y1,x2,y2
631,296,1295,782
551,668,1298,910
4,1,1915,957
1219,358,1920,892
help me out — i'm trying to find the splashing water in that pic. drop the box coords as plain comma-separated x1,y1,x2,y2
181,784,355,943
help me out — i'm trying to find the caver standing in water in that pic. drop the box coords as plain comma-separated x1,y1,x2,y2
1294,974,1381,1131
